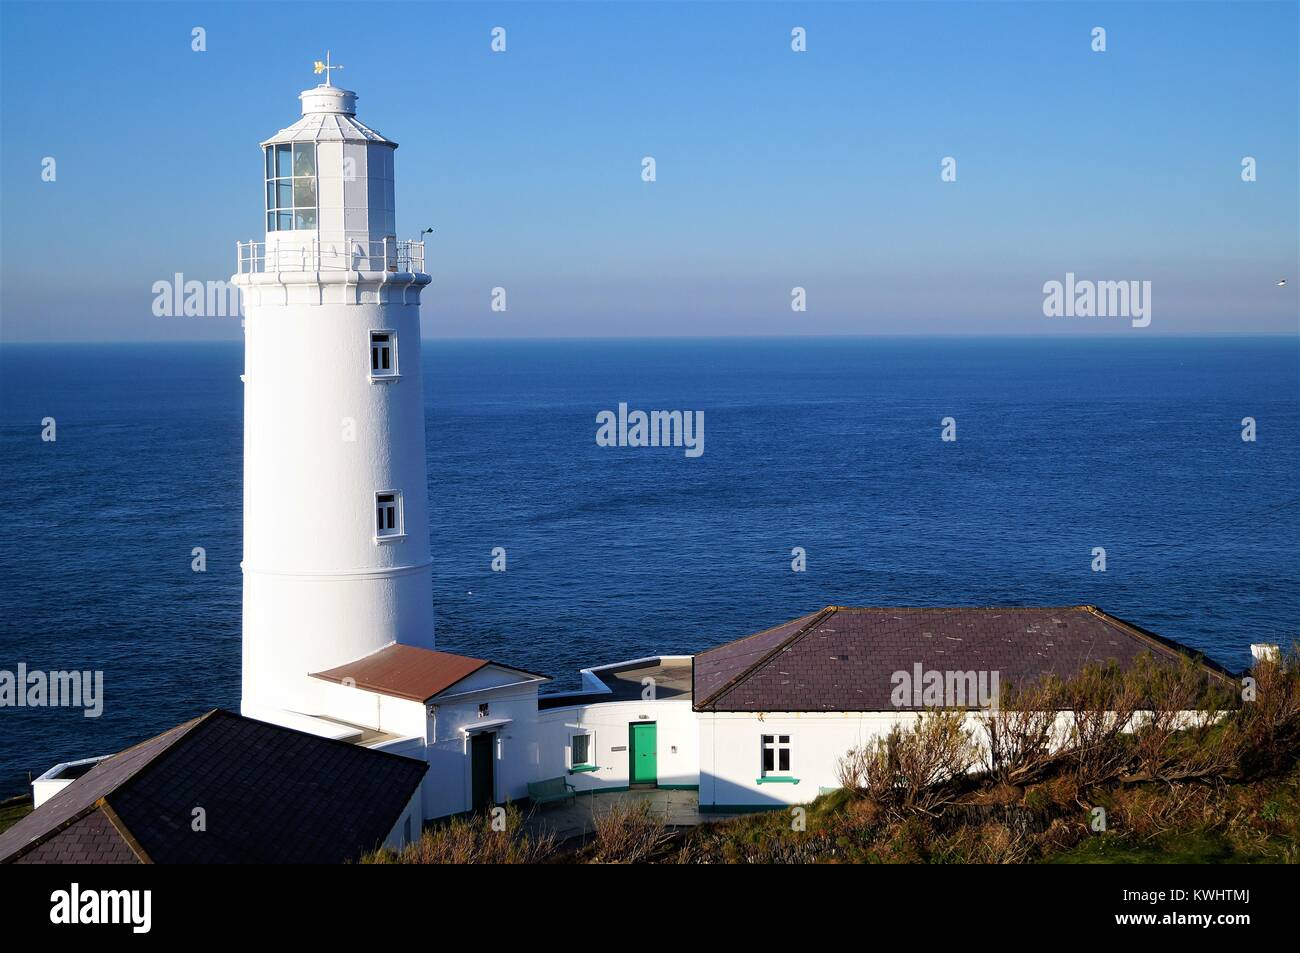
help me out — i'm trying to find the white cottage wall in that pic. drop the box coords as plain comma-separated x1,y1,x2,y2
534,700,699,792
698,711,926,810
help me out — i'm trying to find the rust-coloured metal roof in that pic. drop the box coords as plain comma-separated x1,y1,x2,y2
693,605,1235,712
311,643,493,702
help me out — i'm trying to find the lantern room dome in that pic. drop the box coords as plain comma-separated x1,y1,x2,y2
260,84,394,148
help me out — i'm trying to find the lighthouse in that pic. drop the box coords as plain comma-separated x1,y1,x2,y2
234,58,435,720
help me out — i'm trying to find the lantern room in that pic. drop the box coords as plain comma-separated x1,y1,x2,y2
256,71,398,268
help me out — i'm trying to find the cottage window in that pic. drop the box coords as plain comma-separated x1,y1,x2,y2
761,734,791,776
571,732,594,769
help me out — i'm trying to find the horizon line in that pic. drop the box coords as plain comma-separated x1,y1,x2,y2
3,331,1299,347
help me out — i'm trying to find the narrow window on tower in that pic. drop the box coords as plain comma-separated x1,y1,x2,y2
370,331,397,379
375,491,403,541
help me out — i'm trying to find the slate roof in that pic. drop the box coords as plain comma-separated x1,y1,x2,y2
693,609,826,703
14,806,140,864
0,709,427,864
693,606,1234,712
312,643,548,703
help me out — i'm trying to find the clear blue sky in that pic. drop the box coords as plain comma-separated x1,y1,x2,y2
1,1,1296,341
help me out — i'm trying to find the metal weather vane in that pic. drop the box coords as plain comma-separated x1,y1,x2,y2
313,50,343,86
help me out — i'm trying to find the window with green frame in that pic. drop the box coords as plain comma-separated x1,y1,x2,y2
571,733,593,768
265,143,317,231
761,734,791,776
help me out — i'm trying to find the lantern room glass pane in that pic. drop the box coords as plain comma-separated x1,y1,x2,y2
277,211,293,230
267,211,276,231
266,181,275,209
275,144,292,177
294,177,316,208
264,147,273,179
293,143,315,176
276,182,292,208
295,208,317,229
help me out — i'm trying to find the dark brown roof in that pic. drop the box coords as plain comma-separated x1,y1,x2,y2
1,715,201,864
311,642,547,702
693,609,826,703
693,606,1234,712
0,709,427,864
14,805,141,864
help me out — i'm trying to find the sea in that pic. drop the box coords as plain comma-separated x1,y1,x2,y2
1,336,1297,797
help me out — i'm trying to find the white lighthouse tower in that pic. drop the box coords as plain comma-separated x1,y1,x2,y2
234,58,435,720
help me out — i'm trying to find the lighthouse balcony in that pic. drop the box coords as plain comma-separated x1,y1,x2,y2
235,238,426,276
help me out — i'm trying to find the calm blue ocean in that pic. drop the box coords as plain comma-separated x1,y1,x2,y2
1,337,1297,796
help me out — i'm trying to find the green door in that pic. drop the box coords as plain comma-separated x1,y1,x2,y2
630,722,657,785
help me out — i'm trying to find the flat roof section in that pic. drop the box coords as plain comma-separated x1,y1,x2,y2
539,658,693,710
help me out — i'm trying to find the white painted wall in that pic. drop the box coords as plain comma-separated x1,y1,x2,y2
31,756,109,808
695,709,1168,809
698,711,926,809
239,299,432,716
422,683,543,819
445,665,543,694
411,689,699,820
381,786,424,853
534,700,699,792
31,778,71,810
301,677,429,740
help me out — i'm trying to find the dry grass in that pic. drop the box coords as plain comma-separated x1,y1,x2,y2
1059,660,1144,785
363,803,556,864
588,801,676,863
978,678,1061,785
837,711,979,815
